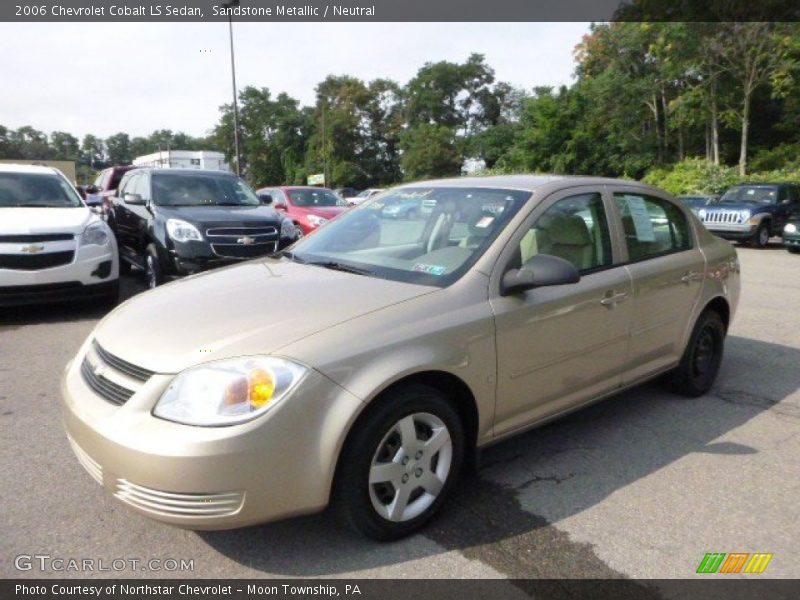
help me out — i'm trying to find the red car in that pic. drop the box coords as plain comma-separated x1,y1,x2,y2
256,186,349,237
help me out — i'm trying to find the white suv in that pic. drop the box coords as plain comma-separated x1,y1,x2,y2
0,164,119,307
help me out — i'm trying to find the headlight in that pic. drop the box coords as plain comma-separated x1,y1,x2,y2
739,209,751,223
785,223,798,234
306,214,328,228
280,218,298,238
80,221,110,246
166,219,202,242
153,357,308,426
697,209,707,220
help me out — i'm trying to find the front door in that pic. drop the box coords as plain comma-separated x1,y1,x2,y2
491,187,633,437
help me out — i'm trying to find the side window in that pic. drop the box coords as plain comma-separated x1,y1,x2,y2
135,173,150,201
519,192,613,273
614,193,692,262
778,186,788,203
118,173,135,197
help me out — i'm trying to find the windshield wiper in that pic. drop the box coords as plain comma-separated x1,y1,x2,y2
306,260,374,276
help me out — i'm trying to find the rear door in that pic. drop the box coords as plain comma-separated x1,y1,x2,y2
609,187,705,384
491,186,633,436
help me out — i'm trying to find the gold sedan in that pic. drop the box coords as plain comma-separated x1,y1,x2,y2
62,175,739,540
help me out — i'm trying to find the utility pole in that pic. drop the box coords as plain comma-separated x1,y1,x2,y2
222,0,242,176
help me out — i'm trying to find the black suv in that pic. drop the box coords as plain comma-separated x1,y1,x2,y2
109,168,298,288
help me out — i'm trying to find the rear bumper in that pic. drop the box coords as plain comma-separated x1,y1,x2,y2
0,280,118,307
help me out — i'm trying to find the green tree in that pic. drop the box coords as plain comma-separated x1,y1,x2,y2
399,124,461,180
105,132,132,165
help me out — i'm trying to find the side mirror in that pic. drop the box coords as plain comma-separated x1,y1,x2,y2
258,192,273,205
124,193,145,205
500,254,580,296
84,195,102,207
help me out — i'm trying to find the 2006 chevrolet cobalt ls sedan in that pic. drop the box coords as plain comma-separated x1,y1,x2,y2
62,175,739,540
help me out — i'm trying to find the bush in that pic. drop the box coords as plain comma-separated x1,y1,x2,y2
642,157,800,195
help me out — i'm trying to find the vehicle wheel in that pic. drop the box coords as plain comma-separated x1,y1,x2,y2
334,383,465,541
144,245,164,289
787,246,800,254
752,222,770,248
294,223,304,239
668,310,726,397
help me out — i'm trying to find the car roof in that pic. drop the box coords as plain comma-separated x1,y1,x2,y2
393,174,650,192
140,168,236,177
0,163,60,175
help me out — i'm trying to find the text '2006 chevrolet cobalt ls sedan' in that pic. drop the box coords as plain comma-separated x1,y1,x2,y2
62,175,740,540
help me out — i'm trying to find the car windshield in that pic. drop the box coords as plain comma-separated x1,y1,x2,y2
289,186,530,287
720,185,778,204
288,188,347,207
0,172,83,208
152,172,260,207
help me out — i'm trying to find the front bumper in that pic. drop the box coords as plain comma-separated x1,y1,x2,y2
783,232,800,249
60,345,364,529
0,241,119,306
702,223,757,241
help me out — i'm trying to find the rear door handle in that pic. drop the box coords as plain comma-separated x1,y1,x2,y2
600,291,628,306
680,271,702,284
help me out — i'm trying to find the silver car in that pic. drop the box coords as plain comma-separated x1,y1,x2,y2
61,175,739,540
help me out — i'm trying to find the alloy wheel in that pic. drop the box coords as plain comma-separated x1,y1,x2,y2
368,412,453,522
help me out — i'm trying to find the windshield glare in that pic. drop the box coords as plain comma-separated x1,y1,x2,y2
0,172,83,208
152,173,260,207
289,188,347,207
721,185,778,204
291,187,530,286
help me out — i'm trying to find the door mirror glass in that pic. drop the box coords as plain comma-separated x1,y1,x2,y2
501,254,580,296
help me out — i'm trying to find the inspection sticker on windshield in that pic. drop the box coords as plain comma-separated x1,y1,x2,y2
624,195,656,242
475,215,495,228
413,263,447,276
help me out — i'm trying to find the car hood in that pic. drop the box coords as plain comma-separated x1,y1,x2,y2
155,204,282,224
293,205,348,219
94,257,435,374
0,207,92,233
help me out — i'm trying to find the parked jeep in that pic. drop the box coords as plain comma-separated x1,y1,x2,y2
696,183,800,247
108,168,298,288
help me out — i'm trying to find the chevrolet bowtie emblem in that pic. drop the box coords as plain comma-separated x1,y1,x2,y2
20,244,45,254
237,236,254,245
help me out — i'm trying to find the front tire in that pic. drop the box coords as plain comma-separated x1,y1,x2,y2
144,244,164,289
752,222,770,248
334,384,465,541
669,310,726,397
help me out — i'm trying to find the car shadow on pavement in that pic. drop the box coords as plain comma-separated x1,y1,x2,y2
0,275,145,329
199,334,799,582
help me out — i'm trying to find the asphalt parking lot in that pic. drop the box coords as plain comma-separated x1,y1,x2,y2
1,243,798,591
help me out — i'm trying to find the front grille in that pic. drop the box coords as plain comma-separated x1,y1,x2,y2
0,251,74,270
206,226,278,238
67,436,103,485
211,241,277,259
114,479,244,518
702,210,745,225
80,357,135,406
0,233,74,243
93,341,154,382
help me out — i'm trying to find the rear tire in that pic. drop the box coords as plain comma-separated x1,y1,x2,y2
334,383,465,541
669,310,726,397
144,244,164,289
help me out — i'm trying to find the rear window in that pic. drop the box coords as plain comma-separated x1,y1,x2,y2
0,172,82,208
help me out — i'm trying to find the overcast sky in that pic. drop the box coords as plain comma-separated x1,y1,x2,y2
0,22,590,140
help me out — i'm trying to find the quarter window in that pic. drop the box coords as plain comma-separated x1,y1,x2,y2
614,193,691,261
518,192,613,273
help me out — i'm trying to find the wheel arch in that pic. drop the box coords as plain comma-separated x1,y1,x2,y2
702,295,731,332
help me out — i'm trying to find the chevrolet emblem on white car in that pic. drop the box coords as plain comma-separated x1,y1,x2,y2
20,244,45,254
